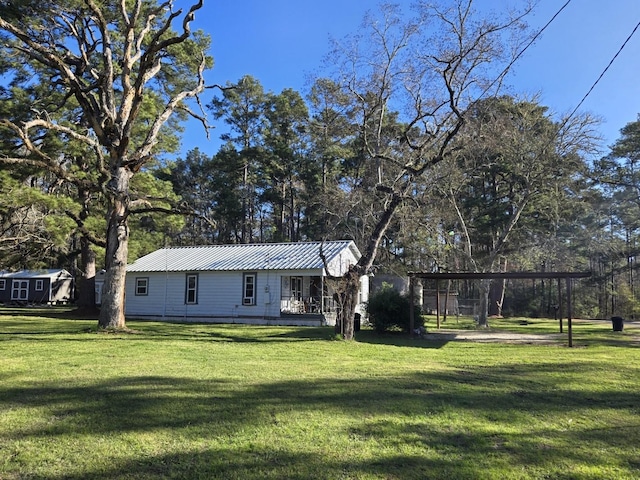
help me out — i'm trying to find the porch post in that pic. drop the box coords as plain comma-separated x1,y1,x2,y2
321,275,324,314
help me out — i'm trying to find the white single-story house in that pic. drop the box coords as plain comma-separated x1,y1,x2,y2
0,269,74,305
117,240,368,326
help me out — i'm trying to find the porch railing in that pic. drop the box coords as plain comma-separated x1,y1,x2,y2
280,295,338,315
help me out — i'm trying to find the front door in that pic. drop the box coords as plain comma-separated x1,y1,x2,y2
290,276,303,301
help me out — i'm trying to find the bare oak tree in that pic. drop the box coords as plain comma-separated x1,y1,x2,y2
318,1,534,339
0,0,212,328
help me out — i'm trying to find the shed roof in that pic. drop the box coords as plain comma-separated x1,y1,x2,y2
126,241,361,273
0,269,72,279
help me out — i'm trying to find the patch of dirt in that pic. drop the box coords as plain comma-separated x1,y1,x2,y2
427,329,566,344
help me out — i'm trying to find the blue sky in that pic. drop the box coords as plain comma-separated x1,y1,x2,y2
180,0,640,159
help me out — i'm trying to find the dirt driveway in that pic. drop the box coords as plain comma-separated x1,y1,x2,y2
427,321,640,345
426,329,568,344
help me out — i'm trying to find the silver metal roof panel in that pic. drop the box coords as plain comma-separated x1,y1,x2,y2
126,241,360,273
0,269,71,279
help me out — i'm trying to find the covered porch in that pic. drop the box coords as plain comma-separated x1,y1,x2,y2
279,275,337,315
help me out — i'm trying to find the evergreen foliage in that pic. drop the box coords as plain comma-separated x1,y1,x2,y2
366,283,423,334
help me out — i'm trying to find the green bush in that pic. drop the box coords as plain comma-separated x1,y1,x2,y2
366,284,423,333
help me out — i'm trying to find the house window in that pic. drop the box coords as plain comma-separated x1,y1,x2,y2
11,280,29,301
243,273,257,305
0,279,5,290
185,274,198,304
35,279,44,291
135,277,149,296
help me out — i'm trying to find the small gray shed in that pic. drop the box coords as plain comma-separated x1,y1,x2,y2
0,269,74,305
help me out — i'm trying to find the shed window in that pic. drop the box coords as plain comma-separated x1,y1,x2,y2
135,277,149,296
35,279,44,291
0,279,5,290
185,274,198,304
11,280,28,301
243,273,257,305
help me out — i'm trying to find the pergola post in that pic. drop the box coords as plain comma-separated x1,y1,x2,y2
407,271,589,347
566,277,573,348
557,278,563,333
436,280,441,329
409,276,415,335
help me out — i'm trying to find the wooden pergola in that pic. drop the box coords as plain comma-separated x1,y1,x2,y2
407,271,592,347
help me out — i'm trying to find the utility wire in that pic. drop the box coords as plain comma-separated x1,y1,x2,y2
478,0,573,102
564,18,640,126
495,2,640,150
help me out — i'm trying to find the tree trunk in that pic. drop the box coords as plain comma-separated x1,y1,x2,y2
477,278,491,327
241,161,249,243
496,278,506,317
489,280,505,317
76,235,97,311
98,166,133,329
336,269,361,340
75,187,98,312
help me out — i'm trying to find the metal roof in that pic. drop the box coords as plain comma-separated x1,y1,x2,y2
126,241,361,273
0,269,72,279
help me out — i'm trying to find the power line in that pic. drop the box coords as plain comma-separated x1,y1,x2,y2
503,0,573,84
503,3,640,149
565,18,640,124
478,0,573,101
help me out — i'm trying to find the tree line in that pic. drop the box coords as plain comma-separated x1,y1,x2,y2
1,1,639,335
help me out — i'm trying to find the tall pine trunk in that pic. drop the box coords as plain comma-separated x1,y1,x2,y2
76,236,97,311
76,188,97,312
98,166,133,329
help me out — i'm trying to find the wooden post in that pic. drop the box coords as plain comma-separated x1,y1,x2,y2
436,280,441,329
557,278,563,333
409,276,415,335
566,277,573,348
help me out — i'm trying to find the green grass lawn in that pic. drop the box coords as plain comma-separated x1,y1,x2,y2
1,308,639,479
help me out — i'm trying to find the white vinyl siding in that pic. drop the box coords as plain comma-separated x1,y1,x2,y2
123,267,370,325
125,270,294,319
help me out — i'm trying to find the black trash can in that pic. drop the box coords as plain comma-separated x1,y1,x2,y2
354,313,361,332
611,316,624,332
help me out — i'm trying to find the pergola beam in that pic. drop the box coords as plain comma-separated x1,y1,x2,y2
408,272,591,280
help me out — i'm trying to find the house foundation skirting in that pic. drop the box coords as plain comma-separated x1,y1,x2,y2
125,314,329,327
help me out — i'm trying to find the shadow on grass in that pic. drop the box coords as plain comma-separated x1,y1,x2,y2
2,361,640,479
25,447,471,480
2,307,639,350
0,309,447,347
354,329,450,349
0,306,97,320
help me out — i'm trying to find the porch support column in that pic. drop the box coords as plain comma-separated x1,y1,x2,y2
321,275,324,314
